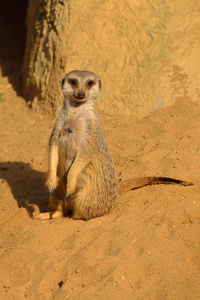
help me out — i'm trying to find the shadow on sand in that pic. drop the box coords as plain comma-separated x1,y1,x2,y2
0,0,28,97
0,161,48,217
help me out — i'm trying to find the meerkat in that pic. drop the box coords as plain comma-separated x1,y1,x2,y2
36,70,192,221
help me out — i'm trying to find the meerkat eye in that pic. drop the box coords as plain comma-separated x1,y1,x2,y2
87,80,94,87
68,79,77,87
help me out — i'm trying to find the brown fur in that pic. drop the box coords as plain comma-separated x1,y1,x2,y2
36,70,192,221
37,70,116,220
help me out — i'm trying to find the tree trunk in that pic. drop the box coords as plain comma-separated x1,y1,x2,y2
22,0,69,114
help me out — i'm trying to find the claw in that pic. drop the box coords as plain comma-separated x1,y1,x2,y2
49,188,55,195
66,193,72,202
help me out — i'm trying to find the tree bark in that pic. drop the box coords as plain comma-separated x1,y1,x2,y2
22,0,69,114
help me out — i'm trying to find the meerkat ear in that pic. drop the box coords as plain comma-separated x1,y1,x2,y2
98,79,101,90
61,78,65,89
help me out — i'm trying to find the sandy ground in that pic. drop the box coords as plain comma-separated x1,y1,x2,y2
1,67,200,300
1,1,200,299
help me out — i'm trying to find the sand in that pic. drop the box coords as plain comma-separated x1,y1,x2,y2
1,70,200,299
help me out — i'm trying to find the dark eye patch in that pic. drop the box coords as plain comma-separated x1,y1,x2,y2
61,78,65,88
98,79,101,90
68,79,78,86
87,80,95,87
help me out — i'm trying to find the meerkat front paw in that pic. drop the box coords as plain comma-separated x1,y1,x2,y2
49,188,55,195
65,193,72,202
66,183,75,201
47,177,58,193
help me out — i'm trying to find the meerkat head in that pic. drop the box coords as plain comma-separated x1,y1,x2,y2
61,70,101,104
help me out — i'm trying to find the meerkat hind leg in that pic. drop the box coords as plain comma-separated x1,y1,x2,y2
36,210,63,220
66,156,88,198
36,194,64,220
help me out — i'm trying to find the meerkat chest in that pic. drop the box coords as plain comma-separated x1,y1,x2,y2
58,112,90,152
57,116,86,175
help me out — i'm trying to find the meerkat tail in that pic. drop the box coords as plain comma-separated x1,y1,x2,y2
118,177,193,195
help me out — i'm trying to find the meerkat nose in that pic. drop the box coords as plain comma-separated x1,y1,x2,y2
77,92,85,99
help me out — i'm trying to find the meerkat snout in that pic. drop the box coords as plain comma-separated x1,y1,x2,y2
76,91,85,100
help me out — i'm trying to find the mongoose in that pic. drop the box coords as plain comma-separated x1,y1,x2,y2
36,70,192,221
